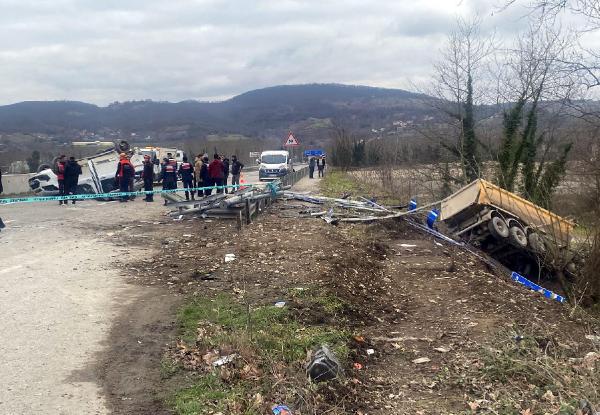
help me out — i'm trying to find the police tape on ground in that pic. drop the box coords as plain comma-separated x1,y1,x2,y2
0,184,254,205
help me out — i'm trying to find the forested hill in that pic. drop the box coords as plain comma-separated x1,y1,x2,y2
0,84,435,138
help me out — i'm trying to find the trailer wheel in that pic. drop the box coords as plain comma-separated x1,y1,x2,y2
528,233,546,254
565,262,577,276
509,226,528,248
488,216,509,239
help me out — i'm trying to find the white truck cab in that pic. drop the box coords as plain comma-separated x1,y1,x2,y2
258,150,290,181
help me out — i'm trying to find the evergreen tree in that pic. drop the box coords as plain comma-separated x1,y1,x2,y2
462,74,479,181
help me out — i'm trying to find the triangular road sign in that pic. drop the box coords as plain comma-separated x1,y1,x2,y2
284,132,300,147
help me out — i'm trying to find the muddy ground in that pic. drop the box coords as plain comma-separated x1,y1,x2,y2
101,186,599,414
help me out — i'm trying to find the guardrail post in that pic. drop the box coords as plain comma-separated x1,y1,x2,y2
245,199,251,224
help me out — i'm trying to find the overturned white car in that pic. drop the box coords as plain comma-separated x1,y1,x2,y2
28,144,145,195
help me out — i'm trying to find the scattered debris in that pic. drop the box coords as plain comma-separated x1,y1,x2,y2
274,301,286,308
212,353,238,367
412,357,431,364
585,334,600,344
306,346,341,382
272,404,293,415
224,253,236,262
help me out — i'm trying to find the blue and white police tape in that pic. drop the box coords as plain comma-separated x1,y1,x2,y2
0,184,255,205
510,272,566,303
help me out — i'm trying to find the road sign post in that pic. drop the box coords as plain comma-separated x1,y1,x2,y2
283,132,300,171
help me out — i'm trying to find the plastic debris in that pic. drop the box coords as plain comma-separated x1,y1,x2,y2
274,301,286,308
322,208,339,225
366,348,375,355
412,357,431,364
306,345,341,382
585,334,600,344
224,253,236,262
353,362,363,370
272,405,293,415
433,347,450,353
400,243,417,248
212,353,238,367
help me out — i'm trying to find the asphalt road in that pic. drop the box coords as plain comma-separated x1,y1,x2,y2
0,200,164,414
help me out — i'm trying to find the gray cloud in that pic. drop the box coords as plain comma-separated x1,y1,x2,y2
0,0,597,104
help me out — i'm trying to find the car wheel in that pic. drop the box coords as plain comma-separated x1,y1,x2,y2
488,216,509,239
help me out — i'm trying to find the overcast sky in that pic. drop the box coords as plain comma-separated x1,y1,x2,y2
0,0,598,105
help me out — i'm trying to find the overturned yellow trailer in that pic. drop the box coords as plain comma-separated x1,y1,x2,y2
439,179,574,263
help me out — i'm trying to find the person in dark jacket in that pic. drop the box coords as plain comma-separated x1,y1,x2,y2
230,155,244,189
142,155,155,202
308,157,316,179
0,169,5,231
178,156,195,200
200,156,210,196
208,153,225,194
64,156,82,204
222,157,230,194
115,153,135,202
56,155,67,204
161,157,178,205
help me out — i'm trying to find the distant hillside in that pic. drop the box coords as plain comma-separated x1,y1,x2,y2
0,84,436,140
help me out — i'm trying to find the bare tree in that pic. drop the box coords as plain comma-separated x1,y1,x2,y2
328,124,354,171
504,0,600,29
421,17,496,184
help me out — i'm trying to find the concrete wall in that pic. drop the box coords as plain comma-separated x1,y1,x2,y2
1,174,34,195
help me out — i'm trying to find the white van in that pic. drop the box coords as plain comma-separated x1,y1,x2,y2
258,150,290,181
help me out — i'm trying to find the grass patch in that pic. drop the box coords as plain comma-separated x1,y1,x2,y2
320,170,369,198
169,373,260,415
160,356,181,379
169,293,350,414
320,169,403,206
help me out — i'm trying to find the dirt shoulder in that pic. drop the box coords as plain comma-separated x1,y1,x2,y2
89,171,599,414
129,179,599,413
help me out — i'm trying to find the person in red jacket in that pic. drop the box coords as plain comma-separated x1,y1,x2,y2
55,155,67,205
208,153,225,194
115,153,135,202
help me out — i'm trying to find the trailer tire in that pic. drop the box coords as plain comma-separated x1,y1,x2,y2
565,262,577,276
488,216,509,239
528,233,546,254
509,226,528,248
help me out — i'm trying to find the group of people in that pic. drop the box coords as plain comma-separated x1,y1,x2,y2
21,151,247,207
190,153,245,199
308,156,326,179
116,152,245,205
56,155,83,205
